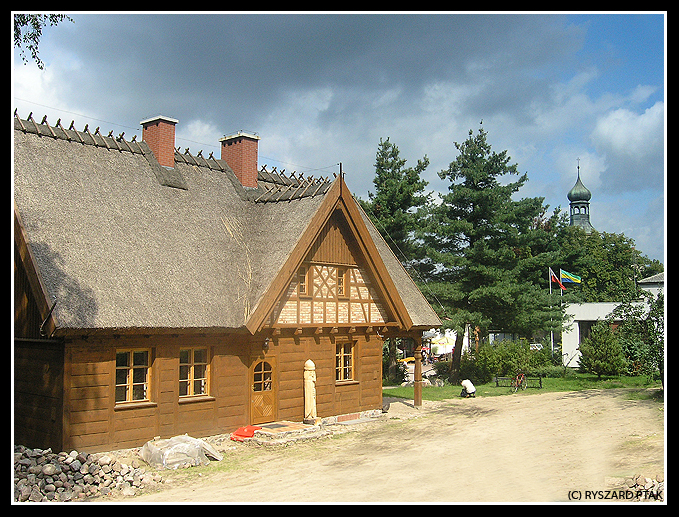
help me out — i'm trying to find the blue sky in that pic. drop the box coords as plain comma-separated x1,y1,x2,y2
12,12,665,263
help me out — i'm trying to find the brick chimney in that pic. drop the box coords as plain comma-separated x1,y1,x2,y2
219,132,260,188
140,115,179,168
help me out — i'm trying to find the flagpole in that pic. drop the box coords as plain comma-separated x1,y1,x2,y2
549,268,554,357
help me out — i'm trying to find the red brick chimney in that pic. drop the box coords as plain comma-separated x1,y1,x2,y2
219,132,260,188
140,115,178,168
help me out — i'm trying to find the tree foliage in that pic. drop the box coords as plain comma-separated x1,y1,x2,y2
358,137,430,265
14,14,73,69
417,127,564,380
609,291,664,386
360,127,663,384
557,227,664,302
577,320,628,379
359,138,429,383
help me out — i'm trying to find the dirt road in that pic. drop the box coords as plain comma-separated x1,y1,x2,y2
132,388,664,503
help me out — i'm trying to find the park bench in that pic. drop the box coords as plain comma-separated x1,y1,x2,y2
494,375,543,389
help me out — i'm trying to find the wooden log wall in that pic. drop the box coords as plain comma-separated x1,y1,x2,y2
14,339,65,451
49,330,382,453
271,331,383,422
61,333,250,452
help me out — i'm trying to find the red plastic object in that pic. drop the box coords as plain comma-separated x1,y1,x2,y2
229,425,262,442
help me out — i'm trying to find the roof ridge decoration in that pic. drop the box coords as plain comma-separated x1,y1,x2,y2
14,110,145,155
14,110,332,202
254,166,333,203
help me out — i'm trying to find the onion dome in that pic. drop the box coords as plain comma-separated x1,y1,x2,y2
567,171,591,202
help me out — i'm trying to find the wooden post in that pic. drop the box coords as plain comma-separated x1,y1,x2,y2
413,336,422,408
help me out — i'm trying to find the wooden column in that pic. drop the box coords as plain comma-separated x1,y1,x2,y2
413,336,422,408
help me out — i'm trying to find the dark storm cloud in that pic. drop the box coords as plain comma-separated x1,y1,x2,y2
17,12,663,260
51,13,584,131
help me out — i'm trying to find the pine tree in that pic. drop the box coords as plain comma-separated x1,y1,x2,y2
359,137,430,266
359,138,430,383
419,127,559,381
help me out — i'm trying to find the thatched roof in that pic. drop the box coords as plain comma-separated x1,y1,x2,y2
13,114,440,334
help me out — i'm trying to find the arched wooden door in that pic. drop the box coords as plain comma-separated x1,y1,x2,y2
250,358,276,425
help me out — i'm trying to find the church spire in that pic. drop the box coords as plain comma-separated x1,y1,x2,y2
568,159,594,233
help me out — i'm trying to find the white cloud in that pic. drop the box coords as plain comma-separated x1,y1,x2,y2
12,55,124,134
590,101,664,193
629,84,658,104
13,62,63,119
176,119,222,154
257,87,343,175
553,148,606,193
594,192,665,262
371,87,402,109
591,101,664,160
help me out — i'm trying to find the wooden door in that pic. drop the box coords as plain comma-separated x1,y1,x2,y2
250,358,276,424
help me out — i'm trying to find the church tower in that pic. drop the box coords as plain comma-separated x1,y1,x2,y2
567,160,594,234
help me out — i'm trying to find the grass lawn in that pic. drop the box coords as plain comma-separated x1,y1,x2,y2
383,373,663,401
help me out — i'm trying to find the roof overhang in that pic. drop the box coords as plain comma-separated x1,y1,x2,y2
14,203,59,337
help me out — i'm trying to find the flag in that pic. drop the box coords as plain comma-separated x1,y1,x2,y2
549,267,566,291
560,269,582,284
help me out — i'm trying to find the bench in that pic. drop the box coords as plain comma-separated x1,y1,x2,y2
494,375,543,389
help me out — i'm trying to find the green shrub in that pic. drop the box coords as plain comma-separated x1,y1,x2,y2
459,352,493,384
432,339,551,385
432,360,451,378
618,334,646,376
530,364,577,378
578,321,628,379
475,339,549,378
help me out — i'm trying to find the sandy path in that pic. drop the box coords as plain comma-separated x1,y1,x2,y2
131,388,664,503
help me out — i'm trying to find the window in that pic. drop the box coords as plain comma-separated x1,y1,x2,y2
253,361,273,391
298,266,308,296
116,350,150,403
336,342,354,382
179,348,209,397
337,268,347,297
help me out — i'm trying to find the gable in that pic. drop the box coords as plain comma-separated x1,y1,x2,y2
305,209,360,266
269,263,391,328
267,209,394,328
246,177,414,334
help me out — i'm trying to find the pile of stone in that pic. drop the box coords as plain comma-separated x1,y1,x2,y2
13,445,163,502
624,474,665,502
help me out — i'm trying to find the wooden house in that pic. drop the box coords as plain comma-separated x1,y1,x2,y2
13,112,441,453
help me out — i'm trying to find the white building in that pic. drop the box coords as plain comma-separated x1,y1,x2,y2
637,272,664,297
561,302,621,367
560,272,664,367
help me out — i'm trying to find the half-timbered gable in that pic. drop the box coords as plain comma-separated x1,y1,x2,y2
13,111,441,453
270,209,391,329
